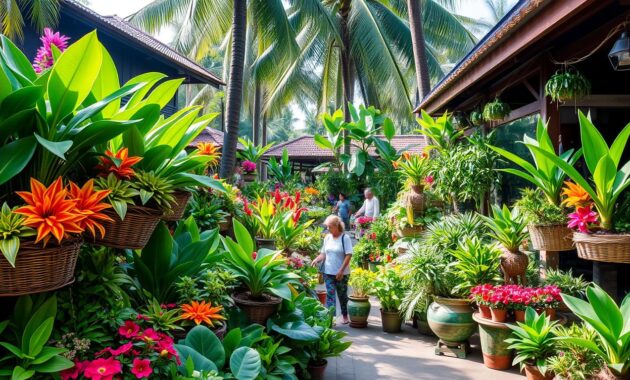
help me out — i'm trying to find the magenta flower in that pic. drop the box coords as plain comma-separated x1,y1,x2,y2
242,160,257,173
568,205,599,233
32,28,70,73
424,175,434,185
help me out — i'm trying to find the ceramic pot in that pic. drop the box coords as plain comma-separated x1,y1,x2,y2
380,309,402,333
416,311,434,336
479,305,491,320
490,308,507,322
524,364,553,380
316,290,327,305
514,310,525,322
405,185,426,215
473,313,514,370
255,237,276,251
307,360,327,380
348,296,371,328
427,297,476,344
500,246,528,284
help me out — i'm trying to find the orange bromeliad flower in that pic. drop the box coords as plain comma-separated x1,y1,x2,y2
181,301,226,327
14,178,85,245
68,180,113,238
196,142,221,166
561,181,591,208
95,148,142,180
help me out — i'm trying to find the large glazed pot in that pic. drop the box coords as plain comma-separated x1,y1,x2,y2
348,296,371,328
380,309,402,333
473,313,513,370
427,297,476,344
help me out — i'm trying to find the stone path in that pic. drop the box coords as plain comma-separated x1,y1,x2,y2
323,299,523,380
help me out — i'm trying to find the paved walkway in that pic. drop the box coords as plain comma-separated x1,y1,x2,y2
324,299,522,380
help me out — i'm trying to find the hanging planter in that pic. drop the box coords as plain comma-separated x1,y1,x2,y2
161,190,192,222
483,98,511,122
93,205,163,250
544,68,590,103
573,232,630,263
470,110,484,126
528,224,574,251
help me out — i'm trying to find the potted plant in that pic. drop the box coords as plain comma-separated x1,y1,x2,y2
506,307,559,380
545,324,604,380
305,328,352,380
372,265,405,333
483,98,511,122
531,112,630,263
221,220,300,324
237,137,274,182
489,118,581,251
180,300,227,339
481,205,529,285
347,268,376,328
394,152,430,214
470,110,484,126
0,177,110,296
561,285,630,379
541,268,590,312
241,160,258,182
544,67,590,103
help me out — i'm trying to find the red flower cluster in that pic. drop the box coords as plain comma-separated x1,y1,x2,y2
356,216,374,226
270,189,306,223
470,284,562,310
61,320,179,380
288,256,304,269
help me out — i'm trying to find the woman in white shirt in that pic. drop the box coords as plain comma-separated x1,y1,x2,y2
312,215,353,324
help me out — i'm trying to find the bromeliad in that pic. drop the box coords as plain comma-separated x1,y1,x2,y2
68,179,113,238
95,148,143,180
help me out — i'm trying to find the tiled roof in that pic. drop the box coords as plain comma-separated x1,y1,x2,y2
189,128,244,150
415,0,542,112
62,0,224,87
263,135,428,161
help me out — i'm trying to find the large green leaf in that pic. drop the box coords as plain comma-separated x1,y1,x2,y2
0,68,12,103
0,35,37,84
184,326,225,369
230,347,261,380
0,109,37,142
90,43,120,118
174,345,218,372
122,126,145,157
382,118,395,140
27,318,54,357
578,111,609,175
140,223,173,282
21,296,56,355
29,355,73,373
48,31,103,127
0,137,37,186
0,237,19,267
0,86,44,120
143,78,184,108
610,122,630,166
122,72,167,110
34,134,72,160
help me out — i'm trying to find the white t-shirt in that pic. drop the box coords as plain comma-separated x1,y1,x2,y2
358,197,380,218
321,233,353,275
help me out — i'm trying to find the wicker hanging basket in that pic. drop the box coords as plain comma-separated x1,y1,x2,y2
0,237,83,296
91,205,163,250
573,232,630,263
528,224,574,251
233,292,282,325
162,190,192,222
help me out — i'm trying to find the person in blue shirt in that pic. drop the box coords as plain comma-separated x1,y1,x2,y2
333,192,352,230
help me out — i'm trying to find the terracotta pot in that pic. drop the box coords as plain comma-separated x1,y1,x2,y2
544,308,557,321
473,313,514,370
316,290,327,305
243,173,256,182
232,292,282,325
490,307,507,322
524,364,554,380
255,237,276,250
380,309,402,333
478,305,491,320
427,297,476,344
499,246,529,284
307,360,328,380
514,310,525,322
405,185,426,215
348,296,371,328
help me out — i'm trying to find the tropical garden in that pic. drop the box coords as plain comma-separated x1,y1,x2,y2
0,0,629,380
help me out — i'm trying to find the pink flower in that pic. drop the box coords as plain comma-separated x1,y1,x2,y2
60,361,88,380
83,358,122,380
242,160,257,173
140,328,160,342
109,342,133,356
568,205,599,233
424,175,434,186
32,28,70,73
131,358,152,379
252,251,257,259
118,321,140,338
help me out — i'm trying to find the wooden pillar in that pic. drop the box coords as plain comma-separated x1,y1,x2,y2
593,262,619,302
539,64,560,276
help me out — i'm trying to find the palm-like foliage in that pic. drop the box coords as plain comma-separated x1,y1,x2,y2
0,0,60,41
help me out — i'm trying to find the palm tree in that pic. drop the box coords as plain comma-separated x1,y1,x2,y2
0,0,61,41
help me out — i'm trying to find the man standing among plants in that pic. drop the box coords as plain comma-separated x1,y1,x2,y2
354,188,380,219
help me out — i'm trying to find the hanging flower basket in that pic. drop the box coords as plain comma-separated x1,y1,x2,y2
162,190,192,222
544,68,590,103
0,237,83,296
470,110,484,126
573,232,630,263
91,205,163,249
483,98,511,122
528,224,574,251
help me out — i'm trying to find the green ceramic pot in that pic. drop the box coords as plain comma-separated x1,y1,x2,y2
348,296,371,328
427,297,476,344
416,311,435,336
473,313,513,370
380,309,402,333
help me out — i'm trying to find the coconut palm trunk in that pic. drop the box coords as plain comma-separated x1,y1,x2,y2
339,0,353,155
220,0,248,179
408,0,431,97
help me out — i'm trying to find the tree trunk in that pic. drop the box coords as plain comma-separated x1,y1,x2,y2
408,0,431,98
339,0,353,156
219,0,247,179
261,112,268,180
253,83,261,145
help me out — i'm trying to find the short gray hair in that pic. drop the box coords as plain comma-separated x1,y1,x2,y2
364,188,373,194
324,215,345,232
